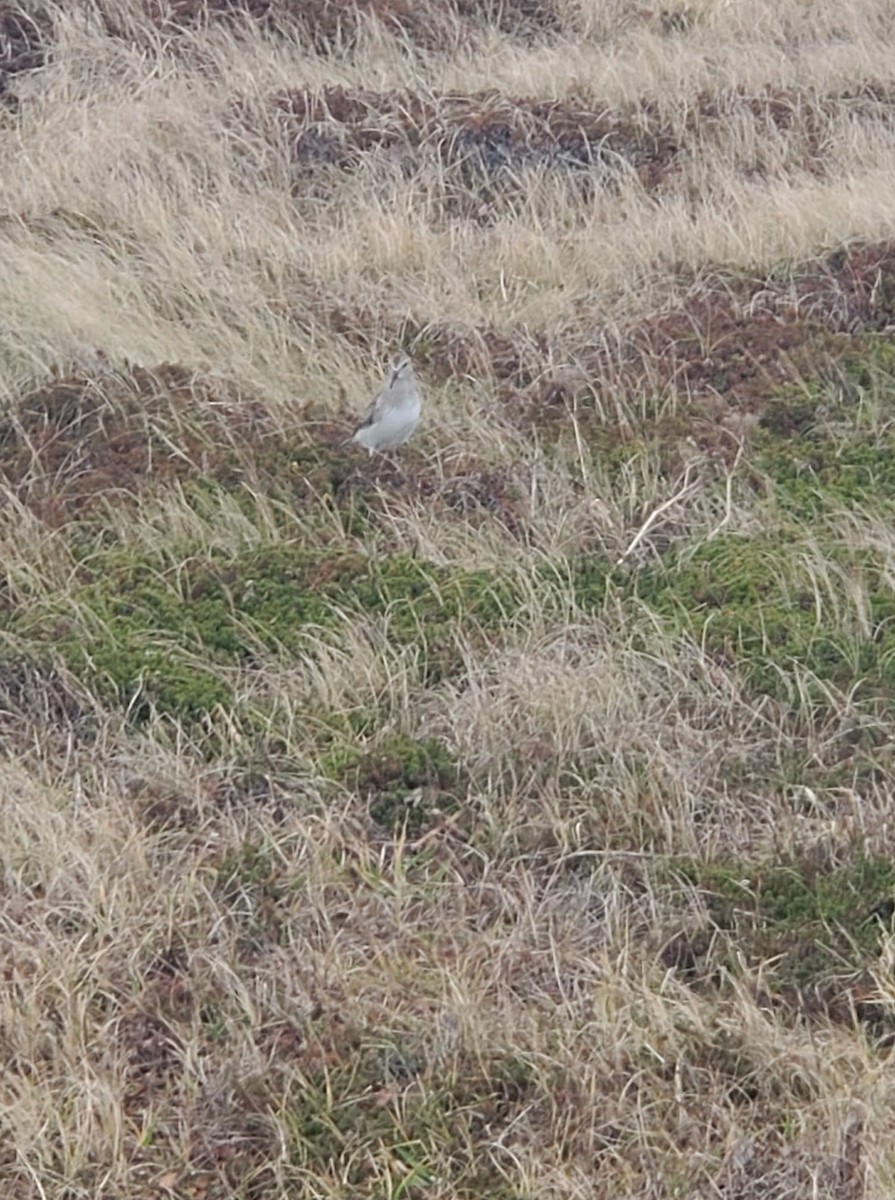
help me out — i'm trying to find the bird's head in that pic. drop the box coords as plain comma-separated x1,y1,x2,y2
389,356,413,387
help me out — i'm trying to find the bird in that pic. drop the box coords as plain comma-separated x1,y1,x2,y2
349,356,421,456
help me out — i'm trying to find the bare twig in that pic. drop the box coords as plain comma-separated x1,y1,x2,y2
617,463,699,564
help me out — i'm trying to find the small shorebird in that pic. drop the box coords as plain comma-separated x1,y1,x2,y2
349,356,421,456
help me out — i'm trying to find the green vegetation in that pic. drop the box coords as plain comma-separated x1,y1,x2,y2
635,532,895,703
340,732,463,832
673,854,895,997
10,543,518,722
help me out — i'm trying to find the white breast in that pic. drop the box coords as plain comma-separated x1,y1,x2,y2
354,392,421,451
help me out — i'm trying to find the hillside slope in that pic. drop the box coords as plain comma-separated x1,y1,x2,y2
2,2,895,1196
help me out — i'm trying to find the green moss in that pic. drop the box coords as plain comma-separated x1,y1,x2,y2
214,839,284,898
563,554,616,613
10,544,518,726
280,1048,540,1197
754,336,895,514
334,733,463,833
673,853,895,992
756,431,895,514
557,518,895,717
191,544,516,663
212,838,294,946
628,532,895,704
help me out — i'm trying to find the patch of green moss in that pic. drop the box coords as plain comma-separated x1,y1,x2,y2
27,558,239,722
334,733,463,833
559,525,895,714
629,532,895,704
839,333,895,387
212,838,294,946
756,430,895,515
673,853,895,992
11,544,518,726
232,442,376,536
755,336,895,514
562,554,615,613
188,544,516,665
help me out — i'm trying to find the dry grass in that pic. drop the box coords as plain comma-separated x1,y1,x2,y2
3,1,895,1196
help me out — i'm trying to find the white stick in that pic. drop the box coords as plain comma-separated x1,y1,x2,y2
617,464,699,565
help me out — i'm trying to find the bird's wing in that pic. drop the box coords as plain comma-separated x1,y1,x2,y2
352,392,382,432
